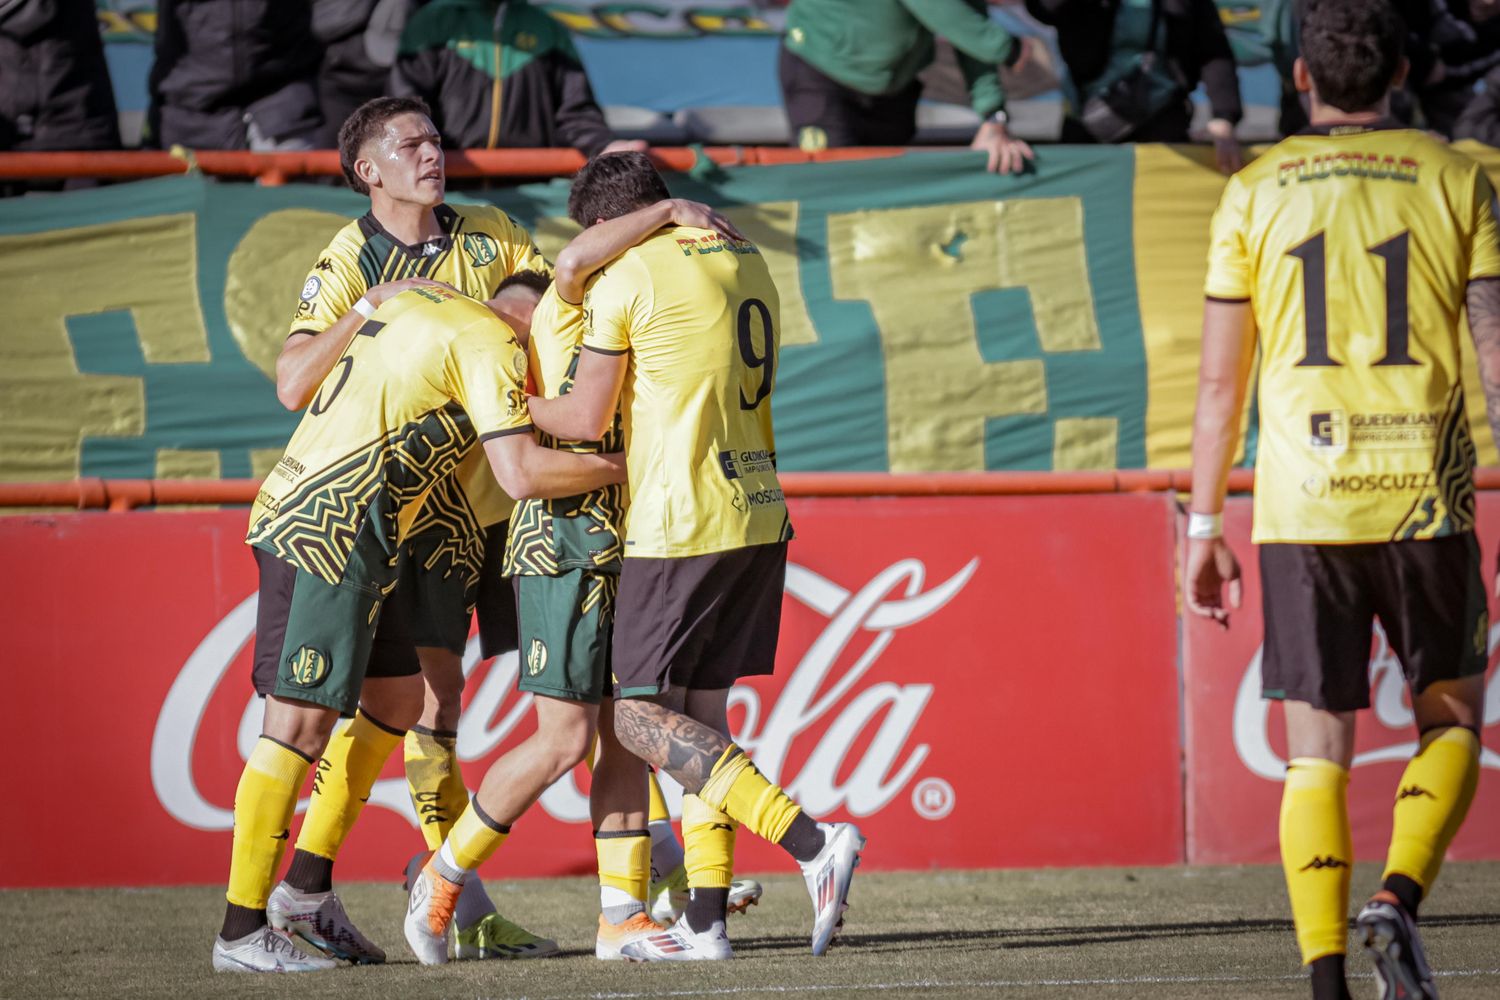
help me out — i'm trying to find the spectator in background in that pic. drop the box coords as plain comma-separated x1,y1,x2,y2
1454,64,1500,144
392,0,643,156
778,0,1038,174
1025,0,1244,173
1413,0,1500,137
147,0,323,150
0,0,121,156
314,0,400,148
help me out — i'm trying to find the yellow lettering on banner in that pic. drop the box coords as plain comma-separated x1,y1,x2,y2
225,208,352,379
1053,417,1119,471
155,448,222,479
250,448,286,482
723,202,817,346
827,199,1100,472
531,216,582,265
0,213,213,480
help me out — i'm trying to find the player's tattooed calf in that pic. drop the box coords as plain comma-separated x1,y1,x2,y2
613,699,729,793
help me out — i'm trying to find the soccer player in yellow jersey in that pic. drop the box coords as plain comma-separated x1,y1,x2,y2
1184,4,1500,999
265,96,558,962
404,152,864,963
212,282,626,973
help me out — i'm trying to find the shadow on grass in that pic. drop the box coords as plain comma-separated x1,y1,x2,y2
731,913,1500,955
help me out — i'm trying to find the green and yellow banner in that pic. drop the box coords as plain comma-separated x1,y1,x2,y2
3,143,1496,484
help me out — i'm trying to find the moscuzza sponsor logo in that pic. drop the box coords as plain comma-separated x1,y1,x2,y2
1328,472,1434,494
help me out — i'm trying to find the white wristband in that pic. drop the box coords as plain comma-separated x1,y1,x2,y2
352,296,377,320
1186,511,1223,540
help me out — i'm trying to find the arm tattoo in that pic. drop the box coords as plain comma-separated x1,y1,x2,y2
612,699,730,794
1468,278,1500,451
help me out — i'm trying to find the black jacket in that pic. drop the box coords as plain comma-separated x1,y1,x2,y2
0,0,120,151
392,0,614,155
1025,0,1242,124
147,0,323,148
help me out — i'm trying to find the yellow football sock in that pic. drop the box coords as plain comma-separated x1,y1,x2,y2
1384,727,1480,894
697,745,802,844
683,794,736,890
405,726,470,850
1280,757,1352,964
648,770,671,824
226,738,312,909
296,711,403,860
595,830,650,904
447,802,509,872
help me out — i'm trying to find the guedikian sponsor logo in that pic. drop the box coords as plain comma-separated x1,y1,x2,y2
718,449,777,481
1307,409,1438,451
1232,622,1500,782
151,557,977,830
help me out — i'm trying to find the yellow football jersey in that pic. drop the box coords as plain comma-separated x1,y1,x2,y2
581,227,793,558
289,202,544,538
249,287,532,587
1205,123,1500,544
503,287,627,576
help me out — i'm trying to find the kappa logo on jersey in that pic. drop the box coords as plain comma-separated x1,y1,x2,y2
287,646,329,688
463,233,499,267
300,276,322,302
314,258,335,272
526,638,548,677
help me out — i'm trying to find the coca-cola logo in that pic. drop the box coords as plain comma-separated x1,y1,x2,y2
150,557,978,830
1233,622,1500,781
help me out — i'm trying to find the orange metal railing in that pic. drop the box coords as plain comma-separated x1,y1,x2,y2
0,470,1240,511
0,146,916,184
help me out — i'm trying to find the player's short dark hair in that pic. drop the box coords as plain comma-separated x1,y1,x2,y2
567,151,671,227
338,97,433,195
1299,0,1406,114
494,270,551,298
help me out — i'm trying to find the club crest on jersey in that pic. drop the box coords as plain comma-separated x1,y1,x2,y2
287,646,329,687
300,276,322,302
526,638,548,676
463,233,499,267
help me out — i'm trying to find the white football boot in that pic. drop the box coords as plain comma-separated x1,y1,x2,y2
211,925,339,973
798,822,865,956
619,917,734,962
267,882,385,964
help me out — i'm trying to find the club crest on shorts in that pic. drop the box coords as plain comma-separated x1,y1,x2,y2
526,638,548,676
287,646,329,687
463,233,499,267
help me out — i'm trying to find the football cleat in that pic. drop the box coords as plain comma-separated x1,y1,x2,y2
595,912,667,960
456,911,560,960
211,925,339,973
727,878,764,915
267,882,385,965
798,822,865,956
1357,891,1438,1000
648,863,691,924
403,856,463,966
619,917,733,962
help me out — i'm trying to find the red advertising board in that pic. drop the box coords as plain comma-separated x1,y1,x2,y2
1182,497,1500,864
0,494,1184,888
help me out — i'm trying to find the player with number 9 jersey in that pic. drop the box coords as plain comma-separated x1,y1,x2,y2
1205,124,1500,544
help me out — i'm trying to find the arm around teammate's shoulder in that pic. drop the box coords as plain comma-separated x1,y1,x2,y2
482,431,626,499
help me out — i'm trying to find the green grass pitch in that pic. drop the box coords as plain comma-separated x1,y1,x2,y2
3,863,1497,998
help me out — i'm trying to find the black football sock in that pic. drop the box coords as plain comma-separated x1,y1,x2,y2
684,887,729,934
283,849,334,894
1308,954,1351,1000
1381,873,1423,919
776,812,826,864
220,903,268,941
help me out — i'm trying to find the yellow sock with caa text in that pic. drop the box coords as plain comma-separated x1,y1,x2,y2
682,794,736,890
648,769,672,824
226,738,311,909
1384,727,1480,894
595,831,650,904
405,727,470,850
447,803,508,872
1280,757,1352,964
697,745,802,845
296,711,403,860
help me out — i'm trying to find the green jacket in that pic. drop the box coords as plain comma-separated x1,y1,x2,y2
783,0,1019,117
